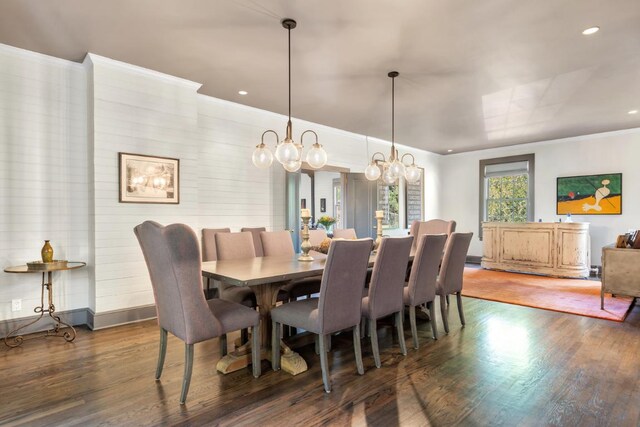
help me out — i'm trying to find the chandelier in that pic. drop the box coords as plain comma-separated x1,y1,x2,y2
364,71,420,184
252,19,327,172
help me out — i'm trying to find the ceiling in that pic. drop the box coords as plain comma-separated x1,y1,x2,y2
0,0,639,154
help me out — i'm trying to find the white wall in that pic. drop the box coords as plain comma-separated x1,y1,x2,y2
314,171,340,220
0,45,441,323
0,44,89,320
439,129,640,263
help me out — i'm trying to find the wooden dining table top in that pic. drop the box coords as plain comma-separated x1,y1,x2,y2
201,252,413,287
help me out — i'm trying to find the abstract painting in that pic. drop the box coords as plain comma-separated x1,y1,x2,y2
557,173,621,215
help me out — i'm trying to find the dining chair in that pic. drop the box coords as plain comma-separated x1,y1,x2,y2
308,229,328,247
260,230,295,256
134,221,261,404
362,236,413,368
201,228,230,298
404,233,448,347
215,231,259,346
241,227,266,257
332,228,357,239
436,232,473,334
271,238,373,393
409,219,456,252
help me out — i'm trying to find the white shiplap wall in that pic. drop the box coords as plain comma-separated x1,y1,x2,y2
87,54,203,313
0,44,89,320
1,45,442,323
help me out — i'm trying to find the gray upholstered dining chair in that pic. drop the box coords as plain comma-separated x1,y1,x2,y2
332,228,357,239
409,219,456,252
404,233,448,347
271,238,373,393
436,232,473,334
134,221,261,405
201,228,230,298
260,230,295,256
241,227,266,257
362,236,413,368
308,229,328,246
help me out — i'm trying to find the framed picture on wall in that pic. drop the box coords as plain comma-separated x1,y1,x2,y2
301,198,307,209
119,153,180,204
405,167,424,226
556,173,621,215
320,198,326,212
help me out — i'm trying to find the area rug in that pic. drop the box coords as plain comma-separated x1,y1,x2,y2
462,268,634,322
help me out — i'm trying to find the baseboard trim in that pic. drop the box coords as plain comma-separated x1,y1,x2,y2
466,255,482,265
0,305,158,336
0,308,89,337
87,305,157,330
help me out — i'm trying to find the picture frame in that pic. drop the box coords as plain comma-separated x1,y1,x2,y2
320,198,326,213
119,152,180,204
556,173,622,215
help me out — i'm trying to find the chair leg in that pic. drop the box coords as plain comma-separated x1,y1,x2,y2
446,294,450,306
179,344,194,405
353,325,364,375
457,292,466,326
252,323,261,378
327,334,332,352
409,305,419,349
318,334,331,393
428,301,438,340
369,319,381,369
156,328,168,380
315,335,320,355
271,320,281,371
440,294,449,334
395,311,407,356
219,333,227,357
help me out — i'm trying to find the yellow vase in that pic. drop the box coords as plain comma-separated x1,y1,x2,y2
41,240,54,263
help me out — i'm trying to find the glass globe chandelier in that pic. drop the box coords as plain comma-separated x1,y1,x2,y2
252,19,327,172
364,71,421,184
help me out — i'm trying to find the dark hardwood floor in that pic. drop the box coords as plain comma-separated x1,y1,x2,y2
1,297,638,426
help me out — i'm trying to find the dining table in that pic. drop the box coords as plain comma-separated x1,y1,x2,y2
202,251,414,376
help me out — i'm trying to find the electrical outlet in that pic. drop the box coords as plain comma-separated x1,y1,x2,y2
11,299,21,312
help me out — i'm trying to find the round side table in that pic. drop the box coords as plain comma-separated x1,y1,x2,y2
3,262,86,348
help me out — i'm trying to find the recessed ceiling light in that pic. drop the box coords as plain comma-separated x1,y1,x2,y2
629,109,638,115
447,149,453,153
582,26,600,35
238,90,248,95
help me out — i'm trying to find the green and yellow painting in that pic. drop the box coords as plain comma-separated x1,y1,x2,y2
557,173,622,215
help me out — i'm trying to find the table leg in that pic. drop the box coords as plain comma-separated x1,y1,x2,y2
4,272,76,348
215,282,308,376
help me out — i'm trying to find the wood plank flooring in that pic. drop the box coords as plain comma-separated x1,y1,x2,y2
0,297,638,426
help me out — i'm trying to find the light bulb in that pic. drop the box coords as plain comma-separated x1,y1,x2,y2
389,159,405,178
283,158,302,172
382,168,397,185
365,163,382,181
275,140,300,164
404,164,421,183
306,143,328,169
252,145,274,169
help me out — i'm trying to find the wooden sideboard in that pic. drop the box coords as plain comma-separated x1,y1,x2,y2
601,245,640,309
481,222,590,278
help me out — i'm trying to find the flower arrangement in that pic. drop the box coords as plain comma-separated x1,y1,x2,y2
317,215,336,228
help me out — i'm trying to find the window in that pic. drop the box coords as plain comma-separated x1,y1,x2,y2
479,154,535,239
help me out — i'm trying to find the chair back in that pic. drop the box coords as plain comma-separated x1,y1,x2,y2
406,234,447,306
201,228,230,261
410,219,456,250
332,228,357,239
438,232,473,294
308,229,328,246
317,239,373,334
215,232,256,260
260,231,295,257
366,236,413,318
134,221,221,344
241,227,266,257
